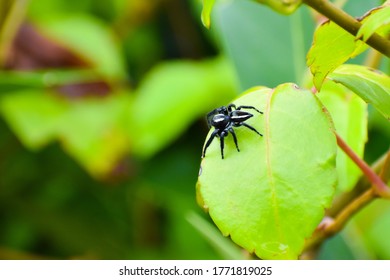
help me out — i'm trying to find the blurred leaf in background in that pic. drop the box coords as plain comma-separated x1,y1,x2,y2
0,0,237,259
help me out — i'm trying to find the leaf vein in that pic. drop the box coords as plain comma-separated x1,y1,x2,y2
265,89,283,242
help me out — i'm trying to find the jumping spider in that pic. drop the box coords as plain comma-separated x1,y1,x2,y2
202,104,263,159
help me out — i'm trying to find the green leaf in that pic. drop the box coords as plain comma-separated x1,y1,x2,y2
254,0,302,15
0,90,67,149
352,194,390,259
356,5,390,42
34,14,126,81
329,64,390,120
197,84,337,259
307,2,390,90
0,89,132,178
364,205,390,259
130,57,237,158
58,93,131,178
317,81,368,192
307,21,367,90
201,0,216,28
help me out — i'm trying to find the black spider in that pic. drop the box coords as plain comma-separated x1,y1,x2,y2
202,104,263,159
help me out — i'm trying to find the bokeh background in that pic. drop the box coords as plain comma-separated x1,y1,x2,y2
0,0,389,259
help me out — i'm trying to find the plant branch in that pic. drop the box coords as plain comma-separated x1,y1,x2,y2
303,188,376,254
324,189,375,235
302,0,390,57
327,151,389,217
336,133,390,198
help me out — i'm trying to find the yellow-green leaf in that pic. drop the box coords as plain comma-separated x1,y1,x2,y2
307,21,367,90
0,90,132,179
357,5,390,42
201,0,216,28
0,90,67,149
329,64,390,120
307,2,390,90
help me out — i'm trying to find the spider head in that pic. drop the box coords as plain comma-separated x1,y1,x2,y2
206,106,229,128
216,106,229,115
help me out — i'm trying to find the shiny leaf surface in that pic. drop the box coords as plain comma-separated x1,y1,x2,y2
329,64,390,120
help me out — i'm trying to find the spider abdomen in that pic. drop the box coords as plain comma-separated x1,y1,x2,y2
231,110,253,123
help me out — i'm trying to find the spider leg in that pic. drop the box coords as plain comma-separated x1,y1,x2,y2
228,127,240,152
220,136,224,159
241,123,263,136
202,129,219,158
220,130,228,159
227,104,237,113
236,105,263,114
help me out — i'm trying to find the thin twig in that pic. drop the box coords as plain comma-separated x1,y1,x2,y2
324,189,375,235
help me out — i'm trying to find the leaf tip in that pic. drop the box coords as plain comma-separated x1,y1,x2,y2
196,180,209,212
201,0,216,29
201,13,211,29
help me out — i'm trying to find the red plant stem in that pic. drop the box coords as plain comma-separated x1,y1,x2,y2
335,133,390,198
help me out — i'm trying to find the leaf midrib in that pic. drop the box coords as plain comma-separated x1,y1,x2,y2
265,89,283,244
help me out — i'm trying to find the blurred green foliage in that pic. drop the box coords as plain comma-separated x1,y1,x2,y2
0,0,388,259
